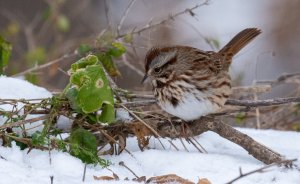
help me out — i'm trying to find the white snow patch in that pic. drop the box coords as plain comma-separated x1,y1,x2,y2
0,76,52,135
116,108,133,122
0,129,299,184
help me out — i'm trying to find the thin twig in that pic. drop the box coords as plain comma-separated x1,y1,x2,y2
179,138,189,152
82,164,87,182
120,54,144,76
117,0,137,36
119,161,139,178
0,155,7,160
191,137,207,153
0,115,49,130
154,116,284,164
168,140,179,151
104,0,113,29
12,51,78,77
257,72,300,86
225,159,297,184
124,85,271,100
98,129,135,158
120,105,159,138
50,176,54,184
116,0,210,39
226,97,300,107
120,104,166,150
186,137,203,153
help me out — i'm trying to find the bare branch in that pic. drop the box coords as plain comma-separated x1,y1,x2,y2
12,51,78,77
117,0,137,36
231,85,271,94
225,97,300,107
116,0,210,39
225,159,297,184
104,0,113,29
257,72,300,86
0,115,49,130
120,54,144,76
123,85,271,100
147,117,285,164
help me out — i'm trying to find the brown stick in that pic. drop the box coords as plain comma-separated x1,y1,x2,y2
226,97,300,107
119,97,300,108
0,115,49,130
118,117,285,164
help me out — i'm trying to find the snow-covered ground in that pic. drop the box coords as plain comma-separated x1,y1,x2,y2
0,76,299,184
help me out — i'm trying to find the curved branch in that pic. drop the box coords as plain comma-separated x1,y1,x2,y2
118,117,285,164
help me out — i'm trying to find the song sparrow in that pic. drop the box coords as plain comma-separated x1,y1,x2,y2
142,28,261,121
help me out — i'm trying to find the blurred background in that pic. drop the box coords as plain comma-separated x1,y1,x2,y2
1,0,300,130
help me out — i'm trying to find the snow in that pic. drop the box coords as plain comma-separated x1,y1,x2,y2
0,76,52,135
0,129,299,184
0,76,300,184
116,108,133,122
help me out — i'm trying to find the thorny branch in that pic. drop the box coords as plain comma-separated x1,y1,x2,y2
116,0,210,39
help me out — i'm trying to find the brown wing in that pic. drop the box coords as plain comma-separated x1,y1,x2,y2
185,48,224,74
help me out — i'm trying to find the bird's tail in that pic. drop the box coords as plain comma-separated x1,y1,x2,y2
219,28,261,57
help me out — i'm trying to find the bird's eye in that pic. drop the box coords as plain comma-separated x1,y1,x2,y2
153,67,161,73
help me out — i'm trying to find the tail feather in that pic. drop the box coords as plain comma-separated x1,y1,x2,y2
219,28,261,56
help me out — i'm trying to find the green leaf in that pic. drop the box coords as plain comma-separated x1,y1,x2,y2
31,131,46,146
97,53,120,77
75,65,114,113
65,87,81,112
16,141,28,150
55,139,67,152
70,55,98,73
0,35,12,74
69,128,99,164
56,14,70,32
65,55,115,123
78,44,92,55
107,42,126,57
98,103,115,123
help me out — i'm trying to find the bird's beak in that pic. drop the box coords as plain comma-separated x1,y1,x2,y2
141,74,148,84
